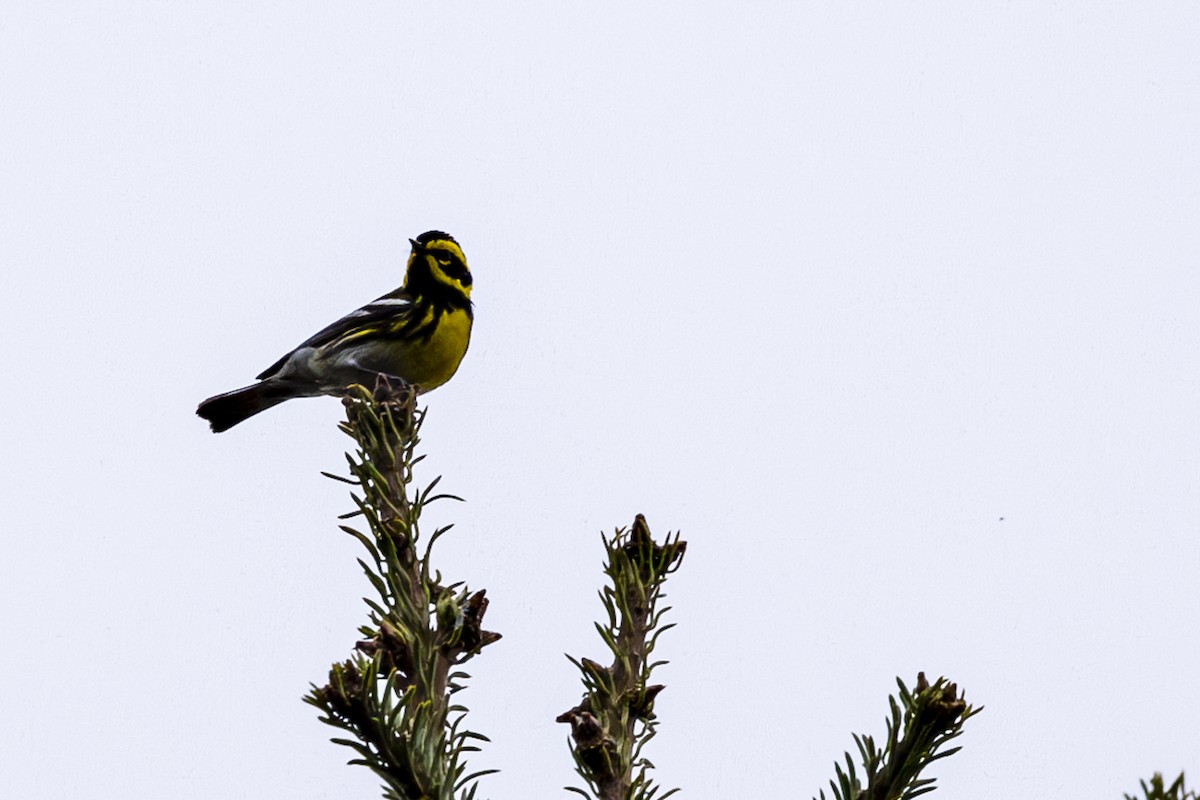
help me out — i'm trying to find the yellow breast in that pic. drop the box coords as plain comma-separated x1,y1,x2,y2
406,307,472,390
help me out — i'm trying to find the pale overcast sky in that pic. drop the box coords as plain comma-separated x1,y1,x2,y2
2,3,1197,798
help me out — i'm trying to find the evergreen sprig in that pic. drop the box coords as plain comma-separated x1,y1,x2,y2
305,380,501,800
558,514,687,800
1126,773,1197,800
816,673,980,800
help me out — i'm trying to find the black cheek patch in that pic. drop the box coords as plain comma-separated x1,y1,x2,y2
437,257,471,286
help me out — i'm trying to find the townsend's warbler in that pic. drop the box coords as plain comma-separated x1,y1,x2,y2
197,230,472,433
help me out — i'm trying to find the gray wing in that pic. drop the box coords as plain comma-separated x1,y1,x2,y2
256,287,414,380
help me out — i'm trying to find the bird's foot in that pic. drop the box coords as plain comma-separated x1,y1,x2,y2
371,373,415,402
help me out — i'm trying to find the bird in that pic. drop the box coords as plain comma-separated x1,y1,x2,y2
197,231,472,433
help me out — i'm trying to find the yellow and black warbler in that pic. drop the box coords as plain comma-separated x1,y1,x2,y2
197,231,472,433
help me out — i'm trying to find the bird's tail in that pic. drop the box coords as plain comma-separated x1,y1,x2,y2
196,380,298,433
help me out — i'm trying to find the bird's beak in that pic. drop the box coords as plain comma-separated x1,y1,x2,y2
409,238,422,252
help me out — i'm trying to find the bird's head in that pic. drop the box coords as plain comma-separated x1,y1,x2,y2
406,230,472,303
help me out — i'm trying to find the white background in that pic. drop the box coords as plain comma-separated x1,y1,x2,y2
2,3,1198,798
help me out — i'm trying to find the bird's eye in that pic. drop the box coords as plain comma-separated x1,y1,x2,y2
435,255,470,286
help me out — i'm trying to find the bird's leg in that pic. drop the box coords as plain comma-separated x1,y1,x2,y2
334,356,416,399
370,372,416,402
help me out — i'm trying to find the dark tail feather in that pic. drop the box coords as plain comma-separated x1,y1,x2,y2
197,381,296,433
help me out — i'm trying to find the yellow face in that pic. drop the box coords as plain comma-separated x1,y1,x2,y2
408,234,472,301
